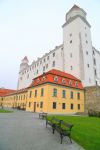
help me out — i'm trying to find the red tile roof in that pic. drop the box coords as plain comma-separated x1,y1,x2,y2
0,88,16,96
29,69,83,89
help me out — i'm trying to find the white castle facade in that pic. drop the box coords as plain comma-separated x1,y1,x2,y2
17,5,100,90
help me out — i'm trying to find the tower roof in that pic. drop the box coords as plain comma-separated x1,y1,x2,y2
67,4,86,15
22,56,29,62
70,4,81,11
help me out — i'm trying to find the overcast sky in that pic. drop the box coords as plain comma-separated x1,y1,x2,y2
0,0,100,89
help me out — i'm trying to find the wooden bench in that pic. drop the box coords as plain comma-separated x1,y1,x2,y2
46,117,62,133
46,117,73,144
54,120,73,144
39,112,48,119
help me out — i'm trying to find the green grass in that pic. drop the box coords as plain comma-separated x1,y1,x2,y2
0,109,13,113
47,115,100,150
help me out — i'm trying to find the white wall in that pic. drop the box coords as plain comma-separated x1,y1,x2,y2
17,45,64,89
93,47,100,85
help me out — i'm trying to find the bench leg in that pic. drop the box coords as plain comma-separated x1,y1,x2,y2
46,121,48,128
69,135,72,143
52,128,55,134
60,133,63,144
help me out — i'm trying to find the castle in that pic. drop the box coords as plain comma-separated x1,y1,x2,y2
17,5,100,90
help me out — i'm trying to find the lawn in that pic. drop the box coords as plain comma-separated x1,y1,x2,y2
47,115,100,150
0,109,13,113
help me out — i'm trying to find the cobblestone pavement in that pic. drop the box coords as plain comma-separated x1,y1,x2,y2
0,110,85,150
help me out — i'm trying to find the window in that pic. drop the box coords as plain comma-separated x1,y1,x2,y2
75,82,78,87
21,95,23,100
27,74,29,79
62,103,66,109
41,88,44,97
87,64,89,68
24,95,25,100
37,70,38,74
40,102,43,108
78,104,80,110
85,33,87,37
70,40,72,43
29,102,31,107
40,60,42,64
96,80,98,86
53,102,56,109
44,58,45,62
94,69,97,76
89,78,91,83
86,40,88,44
46,64,48,69
20,77,22,80
37,103,39,107
70,66,73,70
62,90,66,98
62,78,66,84
29,91,32,98
94,58,96,65
70,91,73,99
93,51,95,55
53,88,57,97
77,92,80,99
69,33,72,37
47,56,49,60
70,53,72,57
43,66,45,72
71,104,73,109
52,61,55,67
69,80,72,86
54,76,58,82
34,90,37,97
86,51,88,55
53,52,55,57
42,76,46,81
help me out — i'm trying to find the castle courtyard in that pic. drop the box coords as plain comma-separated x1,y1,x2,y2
0,110,84,150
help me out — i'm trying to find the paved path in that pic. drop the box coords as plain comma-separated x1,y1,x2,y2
0,110,85,150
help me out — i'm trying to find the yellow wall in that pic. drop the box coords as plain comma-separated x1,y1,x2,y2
1,83,84,114
0,96,3,107
2,92,27,110
26,83,84,114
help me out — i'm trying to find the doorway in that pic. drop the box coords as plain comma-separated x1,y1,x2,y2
34,102,36,112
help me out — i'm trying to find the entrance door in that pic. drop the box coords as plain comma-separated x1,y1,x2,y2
34,102,36,112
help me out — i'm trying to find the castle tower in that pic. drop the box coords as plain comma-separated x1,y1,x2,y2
20,56,29,72
62,5,95,86
17,56,29,89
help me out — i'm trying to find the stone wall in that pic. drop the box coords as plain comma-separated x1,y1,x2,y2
84,86,100,113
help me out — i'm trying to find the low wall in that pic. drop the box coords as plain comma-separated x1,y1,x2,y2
84,86,100,113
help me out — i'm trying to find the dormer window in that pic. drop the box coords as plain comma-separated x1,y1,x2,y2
42,76,46,81
54,76,58,82
62,78,66,84
69,80,72,86
75,82,78,87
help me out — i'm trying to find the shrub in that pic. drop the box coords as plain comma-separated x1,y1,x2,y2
88,109,100,117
